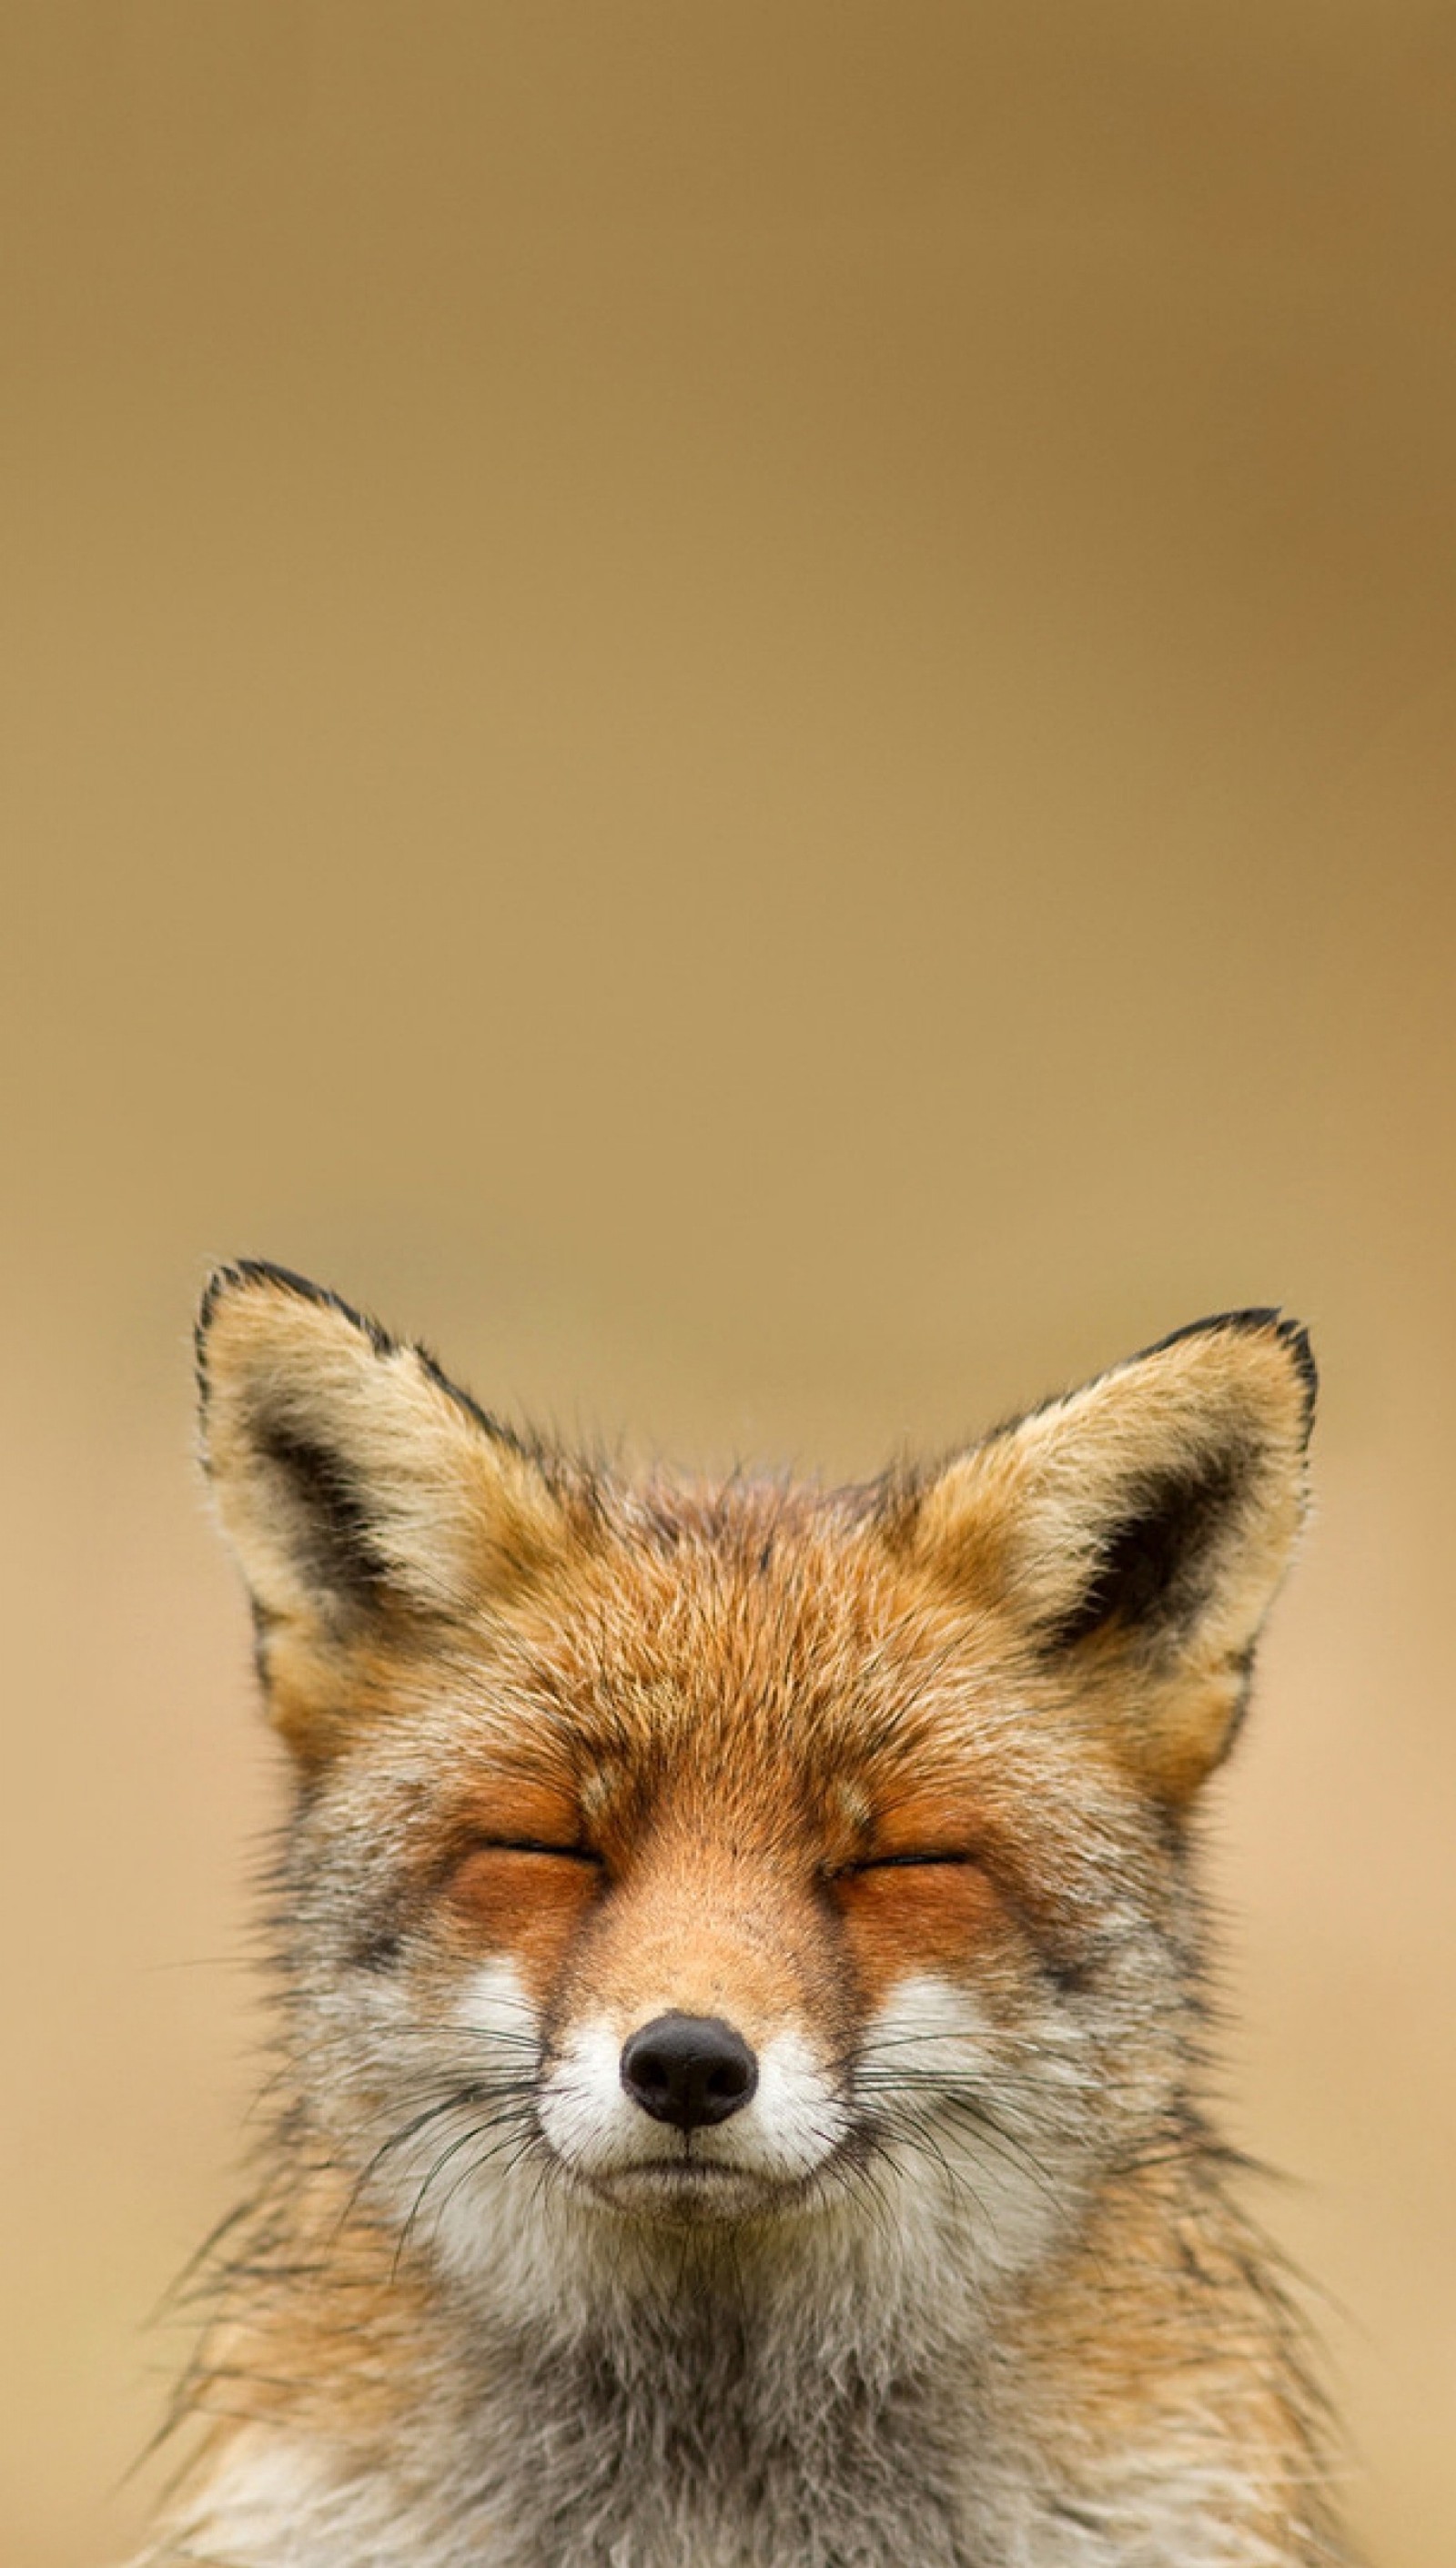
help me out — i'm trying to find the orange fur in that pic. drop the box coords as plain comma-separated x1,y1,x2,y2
129,1270,1348,2568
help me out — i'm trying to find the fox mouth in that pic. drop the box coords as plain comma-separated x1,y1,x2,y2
531,2021,860,2219
567,2151,824,2221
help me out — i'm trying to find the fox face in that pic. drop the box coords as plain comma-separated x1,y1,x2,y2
197,1268,1314,2351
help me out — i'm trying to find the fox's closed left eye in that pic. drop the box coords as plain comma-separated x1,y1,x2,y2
474,1840,601,1862
442,1839,605,1967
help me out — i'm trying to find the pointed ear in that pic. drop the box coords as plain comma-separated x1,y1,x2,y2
905,1312,1316,1803
197,1264,574,1752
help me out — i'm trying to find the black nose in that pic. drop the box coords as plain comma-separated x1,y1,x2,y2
620,2012,759,2131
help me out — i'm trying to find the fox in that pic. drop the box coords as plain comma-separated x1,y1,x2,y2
130,1261,1350,2568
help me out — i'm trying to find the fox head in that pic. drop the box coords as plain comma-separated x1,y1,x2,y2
197,1266,1314,2338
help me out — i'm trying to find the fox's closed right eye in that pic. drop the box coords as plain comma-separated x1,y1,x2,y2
845,1851,978,1873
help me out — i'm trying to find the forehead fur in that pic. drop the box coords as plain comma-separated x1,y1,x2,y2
364,1470,1069,1863
504,1474,966,1716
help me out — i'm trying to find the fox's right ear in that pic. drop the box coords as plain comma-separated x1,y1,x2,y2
899,1310,1316,1804
197,1264,575,1758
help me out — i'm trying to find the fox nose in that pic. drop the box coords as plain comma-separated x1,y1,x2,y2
620,2012,759,2131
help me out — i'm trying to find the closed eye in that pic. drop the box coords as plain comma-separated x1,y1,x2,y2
840,1851,978,1875
475,1839,602,1863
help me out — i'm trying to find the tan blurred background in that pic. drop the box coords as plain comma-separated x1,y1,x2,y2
2,6,1453,2561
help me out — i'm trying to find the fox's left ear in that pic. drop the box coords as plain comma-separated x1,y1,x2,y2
197,1262,577,1760
905,1312,1316,1803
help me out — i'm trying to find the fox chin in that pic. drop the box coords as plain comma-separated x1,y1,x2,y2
129,1265,1350,2568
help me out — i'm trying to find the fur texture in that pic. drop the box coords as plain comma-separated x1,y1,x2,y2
133,1268,1349,2566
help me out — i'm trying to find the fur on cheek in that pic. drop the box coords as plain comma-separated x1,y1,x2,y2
441,1848,602,1999
834,1860,1016,2007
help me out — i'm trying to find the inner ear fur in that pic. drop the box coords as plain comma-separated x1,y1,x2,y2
905,1311,1316,1803
197,1263,576,1748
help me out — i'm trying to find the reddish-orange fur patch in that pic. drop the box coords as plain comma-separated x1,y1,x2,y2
445,1846,602,1993
833,1860,1012,2005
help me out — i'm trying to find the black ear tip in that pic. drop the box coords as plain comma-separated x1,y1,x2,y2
194,1262,395,1407
1133,1307,1317,1438
194,1261,262,1399
1270,1315,1319,1431
197,1259,389,1334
